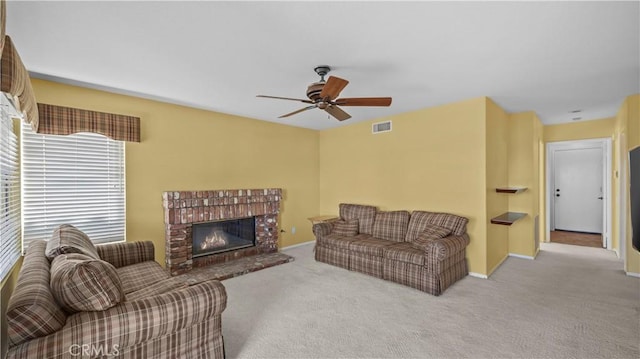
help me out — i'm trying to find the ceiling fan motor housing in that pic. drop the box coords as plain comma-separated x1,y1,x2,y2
307,65,331,101
306,82,325,101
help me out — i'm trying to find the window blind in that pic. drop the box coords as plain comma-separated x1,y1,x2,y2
0,95,21,281
21,120,125,249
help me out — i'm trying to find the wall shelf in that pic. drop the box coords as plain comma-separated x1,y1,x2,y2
491,212,527,226
495,187,527,194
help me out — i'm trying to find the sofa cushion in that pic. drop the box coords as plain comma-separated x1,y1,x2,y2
405,211,469,241
339,203,377,235
384,242,426,266
125,277,189,301
45,224,100,261
331,219,359,236
318,233,364,250
50,253,123,313
410,224,452,250
6,240,67,347
348,237,396,257
116,260,171,294
372,210,410,242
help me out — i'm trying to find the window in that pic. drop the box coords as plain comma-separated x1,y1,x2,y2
21,121,125,249
0,95,21,281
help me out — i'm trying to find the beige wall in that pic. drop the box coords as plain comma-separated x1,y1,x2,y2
319,97,490,275
612,110,626,253
544,117,616,142
536,119,545,252
507,112,543,257
30,79,321,266
485,99,509,274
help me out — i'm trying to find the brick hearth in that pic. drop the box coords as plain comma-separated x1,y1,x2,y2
162,188,281,276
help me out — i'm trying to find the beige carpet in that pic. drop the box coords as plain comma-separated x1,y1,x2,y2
221,242,640,358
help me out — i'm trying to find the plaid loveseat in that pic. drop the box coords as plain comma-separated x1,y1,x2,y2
5,225,227,359
314,203,470,296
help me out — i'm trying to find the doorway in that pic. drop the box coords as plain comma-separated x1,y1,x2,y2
554,146,603,233
546,138,612,249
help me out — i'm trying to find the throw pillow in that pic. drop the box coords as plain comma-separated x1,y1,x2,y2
405,211,469,241
331,219,359,237
410,224,452,250
45,224,100,261
339,203,377,235
50,253,123,313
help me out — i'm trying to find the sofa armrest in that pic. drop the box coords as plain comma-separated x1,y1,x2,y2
96,241,155,268
425,234,470,261
6,280,227,359
312,222,334,239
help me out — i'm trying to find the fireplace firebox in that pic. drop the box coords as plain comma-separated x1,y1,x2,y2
192,217,256,257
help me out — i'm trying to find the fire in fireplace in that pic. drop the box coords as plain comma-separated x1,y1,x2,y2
192,217,256,257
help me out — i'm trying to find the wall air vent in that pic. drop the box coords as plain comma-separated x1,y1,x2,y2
372,121,392,134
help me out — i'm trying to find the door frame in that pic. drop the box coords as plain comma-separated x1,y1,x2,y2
545,138,612,249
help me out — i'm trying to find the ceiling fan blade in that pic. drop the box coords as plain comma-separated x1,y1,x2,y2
320,76,349,101
278,105,317,118
325,105,351,121
335,97,392,107
257,95,314,104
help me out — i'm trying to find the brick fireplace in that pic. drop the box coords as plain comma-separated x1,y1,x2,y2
162,188,281,276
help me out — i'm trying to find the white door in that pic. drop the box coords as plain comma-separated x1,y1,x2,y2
553,147,603,234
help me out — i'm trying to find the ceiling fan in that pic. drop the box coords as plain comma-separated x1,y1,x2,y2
257,65,392,121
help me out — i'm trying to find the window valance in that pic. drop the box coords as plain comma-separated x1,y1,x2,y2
37,103,141,142
1,35,39,130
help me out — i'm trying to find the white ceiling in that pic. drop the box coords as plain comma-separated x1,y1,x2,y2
5,1,640,130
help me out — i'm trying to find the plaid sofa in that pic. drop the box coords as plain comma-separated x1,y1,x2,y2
5,225,227,359
314,203,470,296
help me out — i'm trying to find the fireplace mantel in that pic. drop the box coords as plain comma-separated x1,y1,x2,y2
162,188,282,275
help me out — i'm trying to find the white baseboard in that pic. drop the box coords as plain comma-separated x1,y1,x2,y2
281,240,315,251
625,272,640,278
469,272,488,279
613,249,620,258
509,253,535,260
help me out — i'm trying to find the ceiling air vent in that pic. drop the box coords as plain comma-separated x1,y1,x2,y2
372,121,392,134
